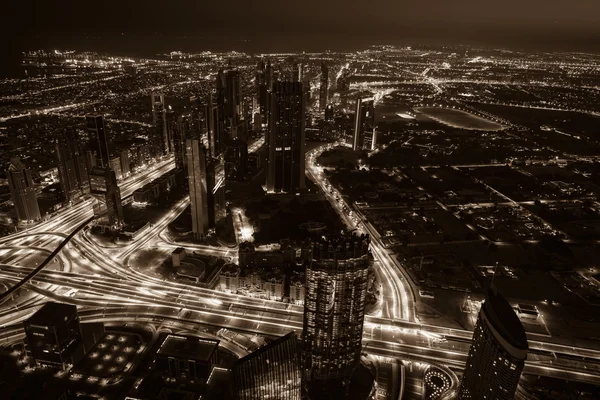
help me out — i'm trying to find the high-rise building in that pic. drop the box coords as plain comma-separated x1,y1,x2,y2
216,69,243,140
232,332,301,400
458,287,529,400
171,112,194,172
104,168,124,227
225,139,248,182
319,62,329,111
352,98,376,151
119,150,130,178
86,114,110,168
206,157,226,228
186,139,209,238
7,157,41,223
151,93,169,156
23,302,85,370
266,81,306,193
202,94,225,158
56,129,90,202
302,235,371,397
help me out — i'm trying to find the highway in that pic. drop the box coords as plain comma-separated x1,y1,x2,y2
0,148,599,390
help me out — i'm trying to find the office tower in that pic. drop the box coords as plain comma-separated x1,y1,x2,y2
302,235,370,397
232,332,301,400
186,139,209,238
119,150,130,178
56,128,90,202
172,112,194,172
7,157,41,223
265,60,274,89
266,81,306,193
353,98,376,151
205,157,225,229
202,94,225,158
293,61,302,82
86,114,110,168
216,69,243,139
458,287,529,400
225,139,248,182
151,93,169,155
104,168,124,226
23,302,85,370
319,62,329,111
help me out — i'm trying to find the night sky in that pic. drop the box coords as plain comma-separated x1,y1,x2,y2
5,0,600,57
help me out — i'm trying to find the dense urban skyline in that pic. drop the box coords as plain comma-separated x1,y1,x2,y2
0,11,600,398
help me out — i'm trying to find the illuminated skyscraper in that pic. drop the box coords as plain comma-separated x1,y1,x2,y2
266,81,306,193
186,139,209,238
6,157,41,223
56,128,90,202
458,287,529,400
319,62,329,111
352,98,376,151
302,235,371,397
151,93,169,155
86,115,110,168
232,332,301,400
201,93,225,158
171,112,194,172
216,69,243,140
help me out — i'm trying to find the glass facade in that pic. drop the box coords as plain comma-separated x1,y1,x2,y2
302,235,370,391
232,332,301,400
459,288,529,400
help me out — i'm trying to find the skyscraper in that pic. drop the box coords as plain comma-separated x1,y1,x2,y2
458,287,529,400
302,235,371,397
171,112,194,172
203,93,225,158
7,157,41,223
104,168,124,227
56,128,90,202
225,139,248,182
206,157,226,228
232,332,301,400
86,114,110,168
319,62,329,111
186,139,209,238
216,69,243,140
352,98,376,151
266,81,306,193
151,93,169,156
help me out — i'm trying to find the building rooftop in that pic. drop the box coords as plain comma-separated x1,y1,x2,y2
26,302,78,326
483,288,529,351
157,335,219,362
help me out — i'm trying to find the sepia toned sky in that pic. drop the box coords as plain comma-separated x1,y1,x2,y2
6,0,600,53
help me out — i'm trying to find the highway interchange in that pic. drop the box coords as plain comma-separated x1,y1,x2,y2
0,145,599,396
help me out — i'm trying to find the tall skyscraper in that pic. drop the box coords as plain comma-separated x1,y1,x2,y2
302,235,371,397
151,93,169,156
206,157,226,228
225,139,248,182
458,287,529,400
319,62,329,111
352,98,376,151
186,139,209,238
104,168,124,227
232,332,301,400
86,114,110,168
171,112,194,172
216,69,243,140
202,93,225,158
23,302,85,370
56,129,90,202
266,81,306,193
7,157,41,223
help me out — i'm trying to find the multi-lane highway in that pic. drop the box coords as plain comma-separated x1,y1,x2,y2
1,148,600,393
